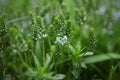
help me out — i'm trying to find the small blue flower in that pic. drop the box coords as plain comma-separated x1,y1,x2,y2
56,36,67,45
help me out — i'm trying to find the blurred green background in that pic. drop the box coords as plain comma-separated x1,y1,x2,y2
0,0,120,80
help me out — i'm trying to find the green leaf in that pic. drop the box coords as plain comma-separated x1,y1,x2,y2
108,64,119,80
43,54,52,72
32,53,41,70
85,52,94,56
24,68,37,77
82,53,120,64
51,74,65,80
80,52,94,56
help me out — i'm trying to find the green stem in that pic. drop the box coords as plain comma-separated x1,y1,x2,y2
54,55,57,73
67,40,69,55
7,16,28,24
34,41,35,54
42,38,45,65
18,52,28,67
2,36,4,55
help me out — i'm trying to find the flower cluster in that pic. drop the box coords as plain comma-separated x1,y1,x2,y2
75,8,86,26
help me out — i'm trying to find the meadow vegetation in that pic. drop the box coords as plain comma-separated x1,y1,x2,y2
0,0,120,80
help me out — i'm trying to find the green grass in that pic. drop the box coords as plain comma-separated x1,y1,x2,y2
0,0,120,80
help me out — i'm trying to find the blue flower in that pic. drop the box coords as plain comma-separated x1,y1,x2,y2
56,36,67,45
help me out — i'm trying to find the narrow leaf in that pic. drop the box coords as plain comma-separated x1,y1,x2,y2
82,53,120,64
